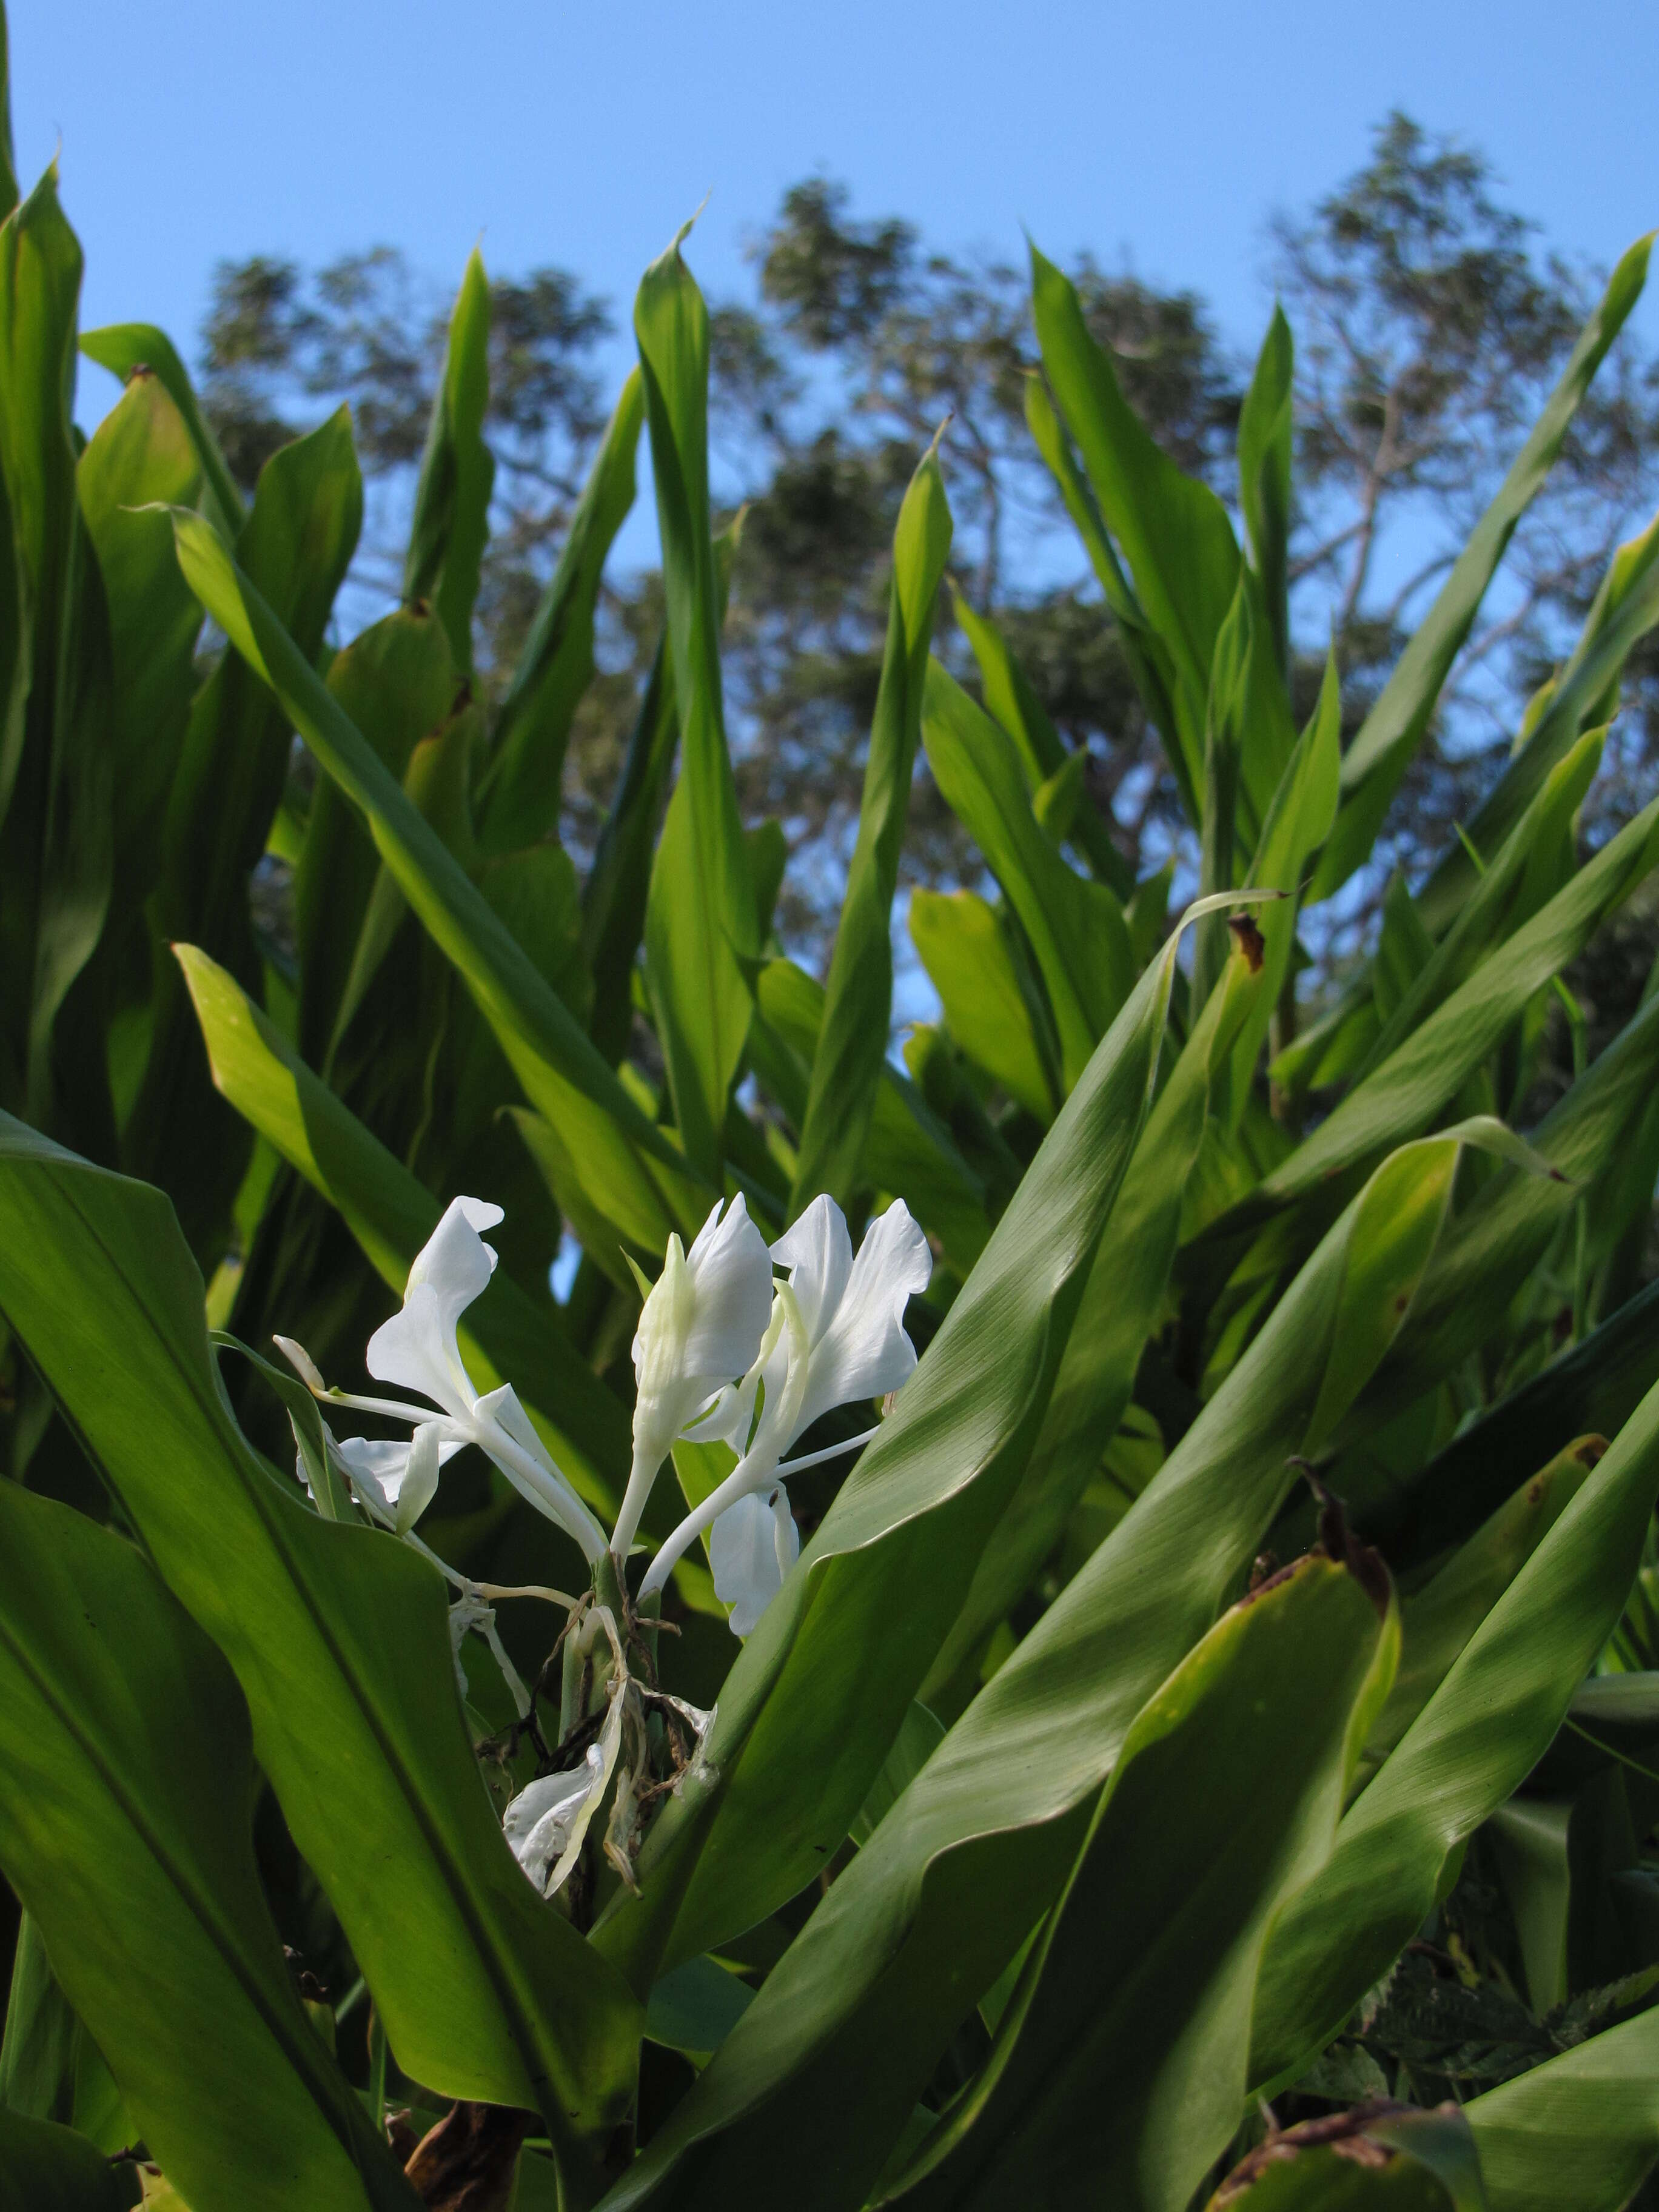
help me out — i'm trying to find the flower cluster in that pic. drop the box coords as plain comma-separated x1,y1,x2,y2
277,1189,930,1641
277,1188,928,1902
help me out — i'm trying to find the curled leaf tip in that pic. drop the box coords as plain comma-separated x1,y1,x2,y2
671,191,712,253
1212,2100,1426,2201
1303,1470,1392,1620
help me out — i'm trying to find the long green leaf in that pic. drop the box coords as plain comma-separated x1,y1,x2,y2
130,412,361,1256
80,320,244,540
0,161,90,1109
1220,649,1341,1126
0,164,80,692
1215,789,1659,1235
163,505,704,1254
922,660,1133,1093
1356,729,1604,1088
1,1914,127,2154
1273,530,1659,1099
26,456,112,1145
949,584,1131,897
1022,370,1190,824
175,942,647,1529
0,8,16,219
583,635,674,1063
922,945,1258,1700
1249,1366,1659,2091
295,603,459,1071
1030,244,1241,809
636,230,757,1180
403,246,494,672
0,2109,129,2212
1360,1436,1603,1771
582,520,739,1067
1192,578,1251,1008
1464,2004,1659,2211
0,1117,640,2165
907,886,1056,1120
1357,1276,1659,1566
1340,984,1659,1465
788,442,950,1213
1238,304,1293,680
75,370,203,919
479,370,644,851
889,1549,1393,2212
1312,235,1652,900
1418,518,1659,936
595,1127,1503,2208
1,1915,76,2125
0,1479,417,2212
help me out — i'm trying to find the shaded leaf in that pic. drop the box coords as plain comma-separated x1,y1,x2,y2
0,1116,641,2162
0,1479,417,2212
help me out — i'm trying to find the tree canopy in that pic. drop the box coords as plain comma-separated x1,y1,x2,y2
198,113,1659,962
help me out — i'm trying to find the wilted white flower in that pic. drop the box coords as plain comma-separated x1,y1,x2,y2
503,1745,611,1895
446,1586,534,1718
503,1627,629,1896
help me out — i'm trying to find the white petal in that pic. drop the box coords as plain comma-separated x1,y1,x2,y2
395,1422,444,1536
688,1290,791,1457
631,1198,774,1455
771,1194,853,1345
683,1377,754,1455
473,1381,551,1467
366,1282,466,1417
788,1200,931,1445
503,1675,628,1897
710,1484,799,1638
772,1486,801,1580
503,1752,605,1893
471,1382,593,1541
679,1195,776,1386
409,1196,503,1299
337,1432,461,1525
366,1197,500,1415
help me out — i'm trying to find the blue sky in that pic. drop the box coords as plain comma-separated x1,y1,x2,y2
13,1,1657,1028
15,0,1659,433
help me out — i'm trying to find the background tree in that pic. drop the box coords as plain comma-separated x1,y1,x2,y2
1276,113,1659,952
197,113,1659,968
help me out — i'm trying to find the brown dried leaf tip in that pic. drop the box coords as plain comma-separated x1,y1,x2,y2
1276,1461,1393,1620
403,2101,534,2211
1228,913,1267,972
1213,2100,1456,2202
